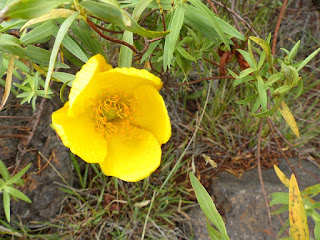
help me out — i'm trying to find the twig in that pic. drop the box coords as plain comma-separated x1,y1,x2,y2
267,117,296,177
257,118,274,237
206,0,219,15
93,22,124,34
0,134,28,138
87,18,139,54
272,0,288,56
169,76,234,87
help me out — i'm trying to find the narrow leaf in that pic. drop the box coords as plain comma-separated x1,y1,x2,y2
3,191,10,222
0,160,10,182
20,9,77,31
118,30,133,67
297,46,320,71
163,3,184,71
44,12,79,95
189,173,229,240
80,0,169,38
5,0,69,19
274,165,290,188
20,20,55,45
7,163,31,185
257,76,267,112
278,101,300,138
289,174,309,240
3,186,31,203
0,54,14,110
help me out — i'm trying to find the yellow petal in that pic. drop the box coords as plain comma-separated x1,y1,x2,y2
52,101,108,163
68,54,112,117
99,126,161,182
93,67,163,94
131,85,171,144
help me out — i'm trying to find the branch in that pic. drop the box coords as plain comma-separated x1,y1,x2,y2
272,0,288,56
169,76,234,87
87,18,139,54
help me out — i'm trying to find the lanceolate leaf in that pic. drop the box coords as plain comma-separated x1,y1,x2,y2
45,12,79,95
4,0,69,19
278,101,300,138
0,54,14,110
189,173,229,240
20,20,55,45
163,3,184,71
20,9,77,31
80,0,169,38
274,165,290,188
289,174,309,240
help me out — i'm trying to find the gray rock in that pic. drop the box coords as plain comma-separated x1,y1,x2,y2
190,158,320,240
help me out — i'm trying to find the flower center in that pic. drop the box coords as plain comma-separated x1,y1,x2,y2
92,91,134,139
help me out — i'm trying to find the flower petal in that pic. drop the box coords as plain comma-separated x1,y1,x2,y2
99,126,161,182
68,54,112,117
93,67,163,94
131,85,171,144
52,101,108,163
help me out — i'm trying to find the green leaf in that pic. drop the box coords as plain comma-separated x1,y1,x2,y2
315,220,320,240
188,0,231,50
232,75,255,87
3,186,31,203
252,96,282,117
3,191,10,222
7,163,31,185
265,72,284,87
0,34,25,57
270,192,289,206
44,12,79,95
302,183,320,196
247,39,257,70
0,160,10,182
288,40,300,63
80,0,169,38
257,76,267,112
184,5,219,45
70,20,104,57
274,85,291,95
235,94,257,105
52,72,75,85
189,173,229,240
163,3,184,71
5,0,69,19
176,45,196,61
20,20,55,45
239,67,255,78
118,30,133,67
297,46,320,72
207,221,223,240
25,45,69,68
293,79,303,99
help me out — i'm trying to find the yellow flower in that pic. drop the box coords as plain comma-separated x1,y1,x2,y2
52,54,171,182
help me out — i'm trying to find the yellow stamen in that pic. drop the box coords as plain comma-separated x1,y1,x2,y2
92,91,134,139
